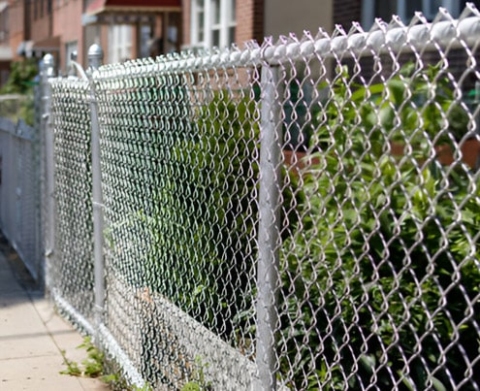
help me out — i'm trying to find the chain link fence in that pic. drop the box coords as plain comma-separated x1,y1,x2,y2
0,116,42,280
49,78,96,324
3,4,480,391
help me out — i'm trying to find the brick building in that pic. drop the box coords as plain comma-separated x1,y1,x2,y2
5,0,182,74
83,0,182,65
0,2,12,86
181,0,334,50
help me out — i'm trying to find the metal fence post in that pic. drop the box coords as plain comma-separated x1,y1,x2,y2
42,54,56,291
256,64,282,391
87,44,105,336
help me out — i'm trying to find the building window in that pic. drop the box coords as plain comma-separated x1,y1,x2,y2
191,0,236,48
361,0,466,28
108,25,132,64
139,25,152,58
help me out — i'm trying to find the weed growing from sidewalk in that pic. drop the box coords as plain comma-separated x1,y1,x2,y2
60,336,103,378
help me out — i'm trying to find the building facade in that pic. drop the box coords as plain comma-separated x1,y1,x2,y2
0,2,12,86
5,0,182,74
181,0,334,50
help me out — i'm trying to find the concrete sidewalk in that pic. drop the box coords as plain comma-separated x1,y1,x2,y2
0,251,110,391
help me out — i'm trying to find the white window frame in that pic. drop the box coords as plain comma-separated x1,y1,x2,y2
362,0,461,28
191,0,236,49
108,25,132,64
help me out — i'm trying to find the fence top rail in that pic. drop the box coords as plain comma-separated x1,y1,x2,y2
88,4,480,82
50,77,90,89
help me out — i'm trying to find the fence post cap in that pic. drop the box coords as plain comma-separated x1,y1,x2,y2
43,53,55,67
88,44,104,62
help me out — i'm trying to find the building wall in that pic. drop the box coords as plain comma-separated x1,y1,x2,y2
182,0,264,48
263,0,333,40
53,0,83,71
182,0,190,48
237,0,263,44
8,0,25,61
30,2,52,44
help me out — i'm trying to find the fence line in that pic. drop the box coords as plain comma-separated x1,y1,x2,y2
0,117,42,280
1,4,480,390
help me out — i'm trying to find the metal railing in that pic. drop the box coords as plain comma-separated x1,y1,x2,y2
3,4,480,390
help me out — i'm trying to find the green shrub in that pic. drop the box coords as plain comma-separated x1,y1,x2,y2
280,64,480,389
0,59,37,95
0,59,37,125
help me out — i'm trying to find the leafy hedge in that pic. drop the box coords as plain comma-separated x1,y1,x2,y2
0,60,37,126
146,90,260,340
280,64,480,389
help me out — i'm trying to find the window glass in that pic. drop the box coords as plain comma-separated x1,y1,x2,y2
228,26,235,46
212,0,220,24
229,0,236,22
212,30,220,47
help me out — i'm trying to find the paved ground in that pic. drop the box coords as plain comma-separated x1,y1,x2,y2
0,248,110,391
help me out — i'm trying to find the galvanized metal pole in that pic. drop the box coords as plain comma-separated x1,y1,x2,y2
256,64,282,391
42,54,56,292
87,44,105,336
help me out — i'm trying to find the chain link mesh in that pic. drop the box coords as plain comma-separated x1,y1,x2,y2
0,116,41,279
275,12,480,391
50,79,95,323
34,5,480,391
94,58,261,388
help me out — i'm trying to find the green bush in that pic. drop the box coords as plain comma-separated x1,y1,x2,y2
137,88,260,341
280,64,480,389
0,59,37,125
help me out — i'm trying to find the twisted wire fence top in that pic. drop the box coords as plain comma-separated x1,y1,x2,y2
45,4,480,390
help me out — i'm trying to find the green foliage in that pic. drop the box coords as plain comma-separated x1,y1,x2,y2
60,337,104,379
0,59,37,95
182,383,202,391
181,356,212,391
18,96,35,126
281,64,480,389
60,351,82,377
0,59,37,125
146,89,260,337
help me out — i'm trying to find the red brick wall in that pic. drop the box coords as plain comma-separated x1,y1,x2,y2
8,0,25,61
182,0,191,46
31,16,52,44
236,0,263,45
53,0,84,70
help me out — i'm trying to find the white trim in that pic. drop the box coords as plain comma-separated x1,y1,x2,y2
205,0,212,47
191,0,236,49
108,24,132,64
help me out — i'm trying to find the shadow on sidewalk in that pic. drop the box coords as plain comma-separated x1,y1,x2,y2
0,231,43,299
